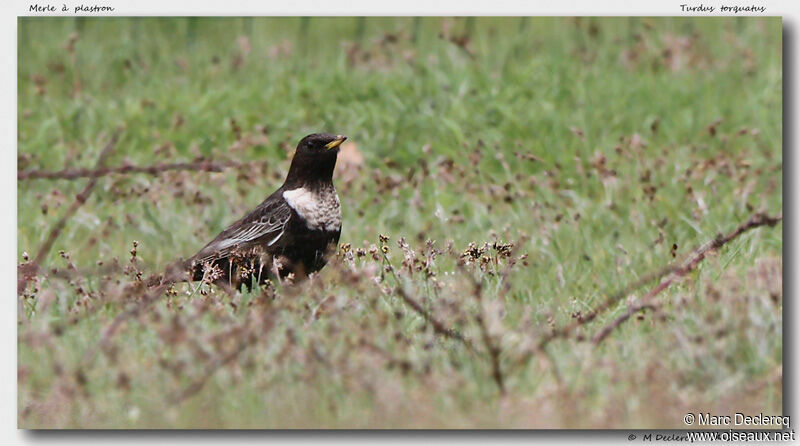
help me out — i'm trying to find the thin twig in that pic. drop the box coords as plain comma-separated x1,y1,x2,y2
591,302,661,344
590,212,781,345
395,285,475,350
359,338,427,379
380,250,474,350
513,211,782,372
170,306,276,404
18,159,267,181
81,262,187,366
471,280,506,395
18,128,123,295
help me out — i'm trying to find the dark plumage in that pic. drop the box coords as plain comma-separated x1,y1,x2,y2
185,133,346,289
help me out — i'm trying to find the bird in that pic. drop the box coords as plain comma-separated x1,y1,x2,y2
184,133,346,290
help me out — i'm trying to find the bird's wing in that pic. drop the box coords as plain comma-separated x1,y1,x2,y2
190,195,292,264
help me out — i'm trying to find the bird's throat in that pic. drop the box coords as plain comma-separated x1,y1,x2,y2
283,151,338,189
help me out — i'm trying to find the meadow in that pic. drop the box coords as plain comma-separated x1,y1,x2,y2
17,17,783,428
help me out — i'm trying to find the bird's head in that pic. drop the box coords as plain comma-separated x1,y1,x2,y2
296,133,347,155
284,133,347,187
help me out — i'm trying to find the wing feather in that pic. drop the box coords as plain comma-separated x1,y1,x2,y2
190,195,292,264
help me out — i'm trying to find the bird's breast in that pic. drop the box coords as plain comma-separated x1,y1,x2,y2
282,186,341,232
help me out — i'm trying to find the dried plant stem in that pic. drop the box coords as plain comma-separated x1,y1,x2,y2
471,281,506,395
591,211,782,345
81,263,187,366
514,211,782,371
394,284,474,351
170,309,275,404
359,338,427,379
18,128,123,295
18,159,268,181
381,252,475,351
591,302,661,344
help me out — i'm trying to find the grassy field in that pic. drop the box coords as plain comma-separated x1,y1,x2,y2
17,17,783,428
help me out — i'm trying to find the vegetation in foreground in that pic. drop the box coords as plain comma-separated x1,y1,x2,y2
17,17,782,428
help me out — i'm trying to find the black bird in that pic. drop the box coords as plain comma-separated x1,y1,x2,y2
185,133,346,289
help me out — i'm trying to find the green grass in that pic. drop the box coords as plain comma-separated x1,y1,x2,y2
18,17,782,428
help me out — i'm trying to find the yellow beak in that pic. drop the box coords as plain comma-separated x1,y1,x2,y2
324,135,347,150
